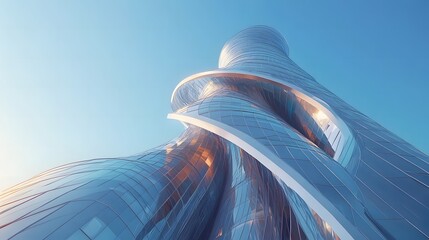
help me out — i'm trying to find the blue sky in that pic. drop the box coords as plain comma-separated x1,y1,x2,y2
0,1,428,190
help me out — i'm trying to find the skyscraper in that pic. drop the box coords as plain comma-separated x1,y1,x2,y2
0,26,428,239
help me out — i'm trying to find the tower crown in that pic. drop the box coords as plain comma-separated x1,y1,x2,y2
219,25,289,68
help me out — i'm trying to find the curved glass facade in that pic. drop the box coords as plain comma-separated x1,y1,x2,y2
1,26,428,239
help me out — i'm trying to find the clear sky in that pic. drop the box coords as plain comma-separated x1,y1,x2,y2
1,1,428,191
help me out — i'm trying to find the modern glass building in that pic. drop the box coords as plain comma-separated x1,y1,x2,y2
1,26,428,239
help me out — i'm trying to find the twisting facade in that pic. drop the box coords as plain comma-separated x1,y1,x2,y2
0,26,428,239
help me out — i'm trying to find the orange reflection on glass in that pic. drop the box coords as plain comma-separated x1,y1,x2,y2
205,156,213,167
166,145,174,154
216,229,223,238
314,110,328,121
202,81,220,96
311,210,341,240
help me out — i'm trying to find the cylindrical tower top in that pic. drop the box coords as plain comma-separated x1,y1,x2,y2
219,26,290,68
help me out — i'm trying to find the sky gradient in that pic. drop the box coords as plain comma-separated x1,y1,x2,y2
1,1,429,191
